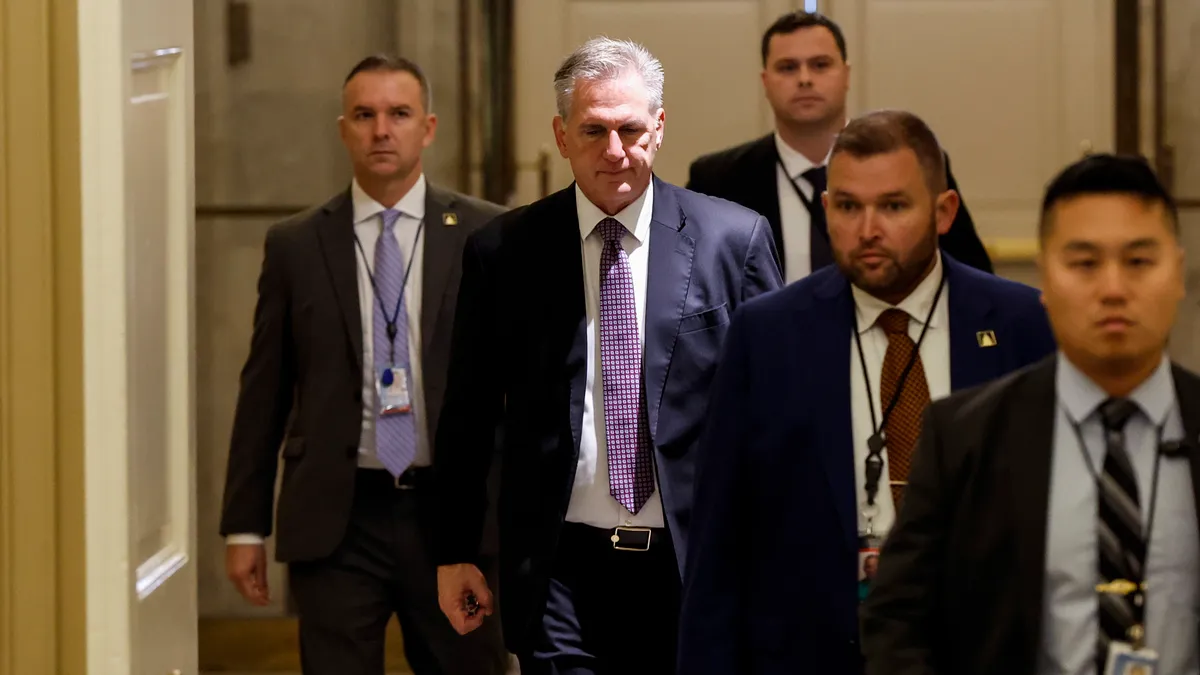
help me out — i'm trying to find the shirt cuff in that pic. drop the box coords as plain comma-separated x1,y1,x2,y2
225,533,265,545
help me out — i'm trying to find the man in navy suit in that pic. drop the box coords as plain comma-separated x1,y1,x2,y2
678,109,1056,674
432,37,783,675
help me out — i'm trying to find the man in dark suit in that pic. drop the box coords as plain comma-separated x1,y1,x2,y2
678,110,1055,674
218,54,509,675
432,37,783,675
686,11,993,282
861,155,1199,675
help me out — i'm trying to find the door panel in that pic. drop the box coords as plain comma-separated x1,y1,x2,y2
79,0,198,671
826,0,1115,243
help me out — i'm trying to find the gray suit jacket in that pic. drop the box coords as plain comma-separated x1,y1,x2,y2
219,182,506,562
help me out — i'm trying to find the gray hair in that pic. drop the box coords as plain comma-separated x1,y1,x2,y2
553,37,664,119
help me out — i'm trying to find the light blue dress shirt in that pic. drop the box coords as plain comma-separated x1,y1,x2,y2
1039,353,1199,674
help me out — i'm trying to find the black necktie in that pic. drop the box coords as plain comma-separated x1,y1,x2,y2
802,166,833,272
1096,397,1144,665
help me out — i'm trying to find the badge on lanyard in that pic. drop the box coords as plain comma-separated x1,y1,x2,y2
1105,639,1158,675
857,499,883,603
857,536,881,603
377,365,412,415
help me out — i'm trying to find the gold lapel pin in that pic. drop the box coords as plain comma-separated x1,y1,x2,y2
442,212,458,226
976,330,997,348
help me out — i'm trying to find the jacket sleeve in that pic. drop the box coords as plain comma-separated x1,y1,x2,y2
219,225,296,538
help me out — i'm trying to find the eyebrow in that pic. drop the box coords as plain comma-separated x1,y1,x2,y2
1062,238,1162,253
829,190,910,200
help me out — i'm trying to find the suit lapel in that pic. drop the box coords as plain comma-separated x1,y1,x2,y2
745,135,784,271
644,178,696,440
810,274,859,550
1007,356,1057,657
945,254,1002,390
541,187,588,454
1169,366,1200,548
420,185,460,355
315,191,363,370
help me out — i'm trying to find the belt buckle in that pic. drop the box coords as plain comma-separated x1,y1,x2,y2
610,526,652,552
394,472,416,490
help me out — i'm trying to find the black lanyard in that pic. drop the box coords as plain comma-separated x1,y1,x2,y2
353,215,424,365
856,270,947,510
1065,406,1168,637
775,155,831,243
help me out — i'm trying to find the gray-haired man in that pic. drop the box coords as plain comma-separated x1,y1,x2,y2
431,37,783,674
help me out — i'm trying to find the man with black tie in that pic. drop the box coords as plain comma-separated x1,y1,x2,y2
861,154,1199,675
686,11,993,282
679,110,1055,674
432,37,783,675
218,55,509,675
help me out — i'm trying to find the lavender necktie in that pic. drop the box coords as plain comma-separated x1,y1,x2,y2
374,208,416,476
597,218,655,514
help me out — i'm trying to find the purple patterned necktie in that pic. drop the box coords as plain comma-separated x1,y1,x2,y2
597,217,655,514
374,208,416,477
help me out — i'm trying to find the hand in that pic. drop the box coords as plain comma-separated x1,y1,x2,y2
226,543,270,606
437,563,493,635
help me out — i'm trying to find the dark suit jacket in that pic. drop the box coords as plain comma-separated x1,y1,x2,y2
859,356,1200,675
432,175,784,655
686,133,994,276
677,254,1056,674
218,183,507,563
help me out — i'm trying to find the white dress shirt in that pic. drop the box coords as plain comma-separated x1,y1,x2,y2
565,182,666,529
226,176,429,545
775,131,832,284
849,252,951,537
1039,354,1199,675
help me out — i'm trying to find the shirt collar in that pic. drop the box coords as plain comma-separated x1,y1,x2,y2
852,251,945,334
1057,351,1175,427
351,173,427,226
773,118,846,179
576,181,654,244
774,132,821,179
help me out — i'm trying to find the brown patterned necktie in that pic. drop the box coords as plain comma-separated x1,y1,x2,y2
876,308,930,512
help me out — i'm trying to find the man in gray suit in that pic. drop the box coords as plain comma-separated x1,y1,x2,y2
219,54,509,675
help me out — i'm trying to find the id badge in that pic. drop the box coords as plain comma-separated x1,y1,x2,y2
377,365,412,415
857,534,882,603
1104,641,1158,675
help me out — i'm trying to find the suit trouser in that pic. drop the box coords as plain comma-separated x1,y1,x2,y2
519,522,681,675
288,468,508,675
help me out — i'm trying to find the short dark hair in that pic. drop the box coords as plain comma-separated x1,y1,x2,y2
761,11,848,66
1039,153,1178,239
343,54,432,112
830,109,948,194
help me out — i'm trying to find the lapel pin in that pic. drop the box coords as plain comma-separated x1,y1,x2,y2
442,212,458,226
976,330,997,348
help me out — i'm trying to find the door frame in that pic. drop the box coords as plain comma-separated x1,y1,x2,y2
0,0,86,673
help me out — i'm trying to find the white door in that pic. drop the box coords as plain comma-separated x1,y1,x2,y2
511,0,804,204
78,0,198,671
824,0,1115,244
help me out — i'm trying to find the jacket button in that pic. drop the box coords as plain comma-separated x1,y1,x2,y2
346,445,358,458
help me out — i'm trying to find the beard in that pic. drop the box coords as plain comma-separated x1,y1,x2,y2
837,218,940,303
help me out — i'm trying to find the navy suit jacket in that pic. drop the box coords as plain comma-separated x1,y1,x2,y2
433,175,783,655
677,254,1056,674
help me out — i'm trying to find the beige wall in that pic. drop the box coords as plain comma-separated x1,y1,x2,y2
0,0,87,672
1163,0,1200,372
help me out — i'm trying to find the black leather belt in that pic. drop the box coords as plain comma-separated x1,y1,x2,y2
356,466,432,490
562,522,668,552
